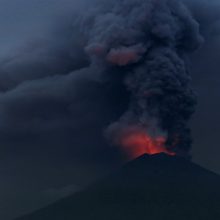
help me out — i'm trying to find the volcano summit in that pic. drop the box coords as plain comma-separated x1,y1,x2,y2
16,153,220,220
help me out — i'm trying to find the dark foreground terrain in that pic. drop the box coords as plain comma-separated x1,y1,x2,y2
16,153,220,220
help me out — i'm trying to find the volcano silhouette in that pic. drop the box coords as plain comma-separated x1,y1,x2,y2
16,153,220,220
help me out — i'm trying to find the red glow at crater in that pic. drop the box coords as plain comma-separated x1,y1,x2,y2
119,129,175,159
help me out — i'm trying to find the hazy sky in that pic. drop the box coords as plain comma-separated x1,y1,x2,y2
0,0,220,220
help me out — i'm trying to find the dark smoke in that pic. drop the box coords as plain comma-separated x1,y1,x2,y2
0,0,204,159
78,0,203,155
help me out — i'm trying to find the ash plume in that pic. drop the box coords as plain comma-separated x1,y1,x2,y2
1,0,217,161
78,0,203,155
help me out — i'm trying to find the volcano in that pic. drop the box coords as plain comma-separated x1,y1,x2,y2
16,153,220,220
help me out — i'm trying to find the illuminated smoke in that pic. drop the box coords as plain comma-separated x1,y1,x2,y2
109,125,175,159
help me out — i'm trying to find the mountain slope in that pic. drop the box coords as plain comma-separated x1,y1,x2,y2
16,153,220,220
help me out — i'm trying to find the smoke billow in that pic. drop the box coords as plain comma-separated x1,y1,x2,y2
77,0,203,156
1,0,217,161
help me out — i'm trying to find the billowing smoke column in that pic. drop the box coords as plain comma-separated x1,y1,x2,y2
78,0,203,158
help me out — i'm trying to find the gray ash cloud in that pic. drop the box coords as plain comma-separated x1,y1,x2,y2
1,0,220,160
78,0,203,155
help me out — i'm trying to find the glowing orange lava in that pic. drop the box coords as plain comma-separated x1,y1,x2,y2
119,130,175,159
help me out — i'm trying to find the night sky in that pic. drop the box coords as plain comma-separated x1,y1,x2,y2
1,0,220,220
